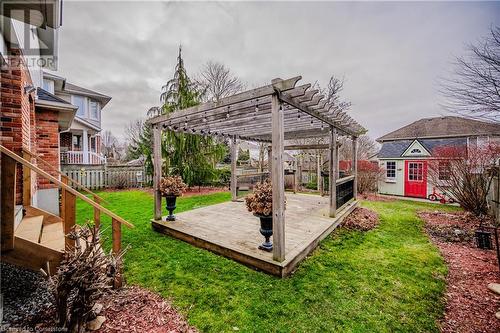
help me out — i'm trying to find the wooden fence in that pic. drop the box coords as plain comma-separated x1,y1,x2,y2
61,164,152,190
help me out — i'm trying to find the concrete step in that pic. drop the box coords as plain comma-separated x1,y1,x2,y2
40,222,65,251
15,215,43,243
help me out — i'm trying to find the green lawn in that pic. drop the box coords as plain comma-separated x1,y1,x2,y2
76,190,459,333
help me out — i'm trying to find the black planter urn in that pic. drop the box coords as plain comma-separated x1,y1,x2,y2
255,214,273,252
165,195,178,221
475,229,493,249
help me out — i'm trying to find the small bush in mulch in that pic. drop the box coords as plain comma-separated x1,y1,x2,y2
419,210,500,333
342,207,379,231
1,262,196,332
94,286,197,333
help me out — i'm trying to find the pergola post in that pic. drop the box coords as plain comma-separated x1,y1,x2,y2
230,136,238,201
352,136,358,199
298,155,303,191
316,154,321,193
271,93,285,262
267,146,272,176
294,157,299,193
329,127,337,217
153,126,162,221
336,142,340,178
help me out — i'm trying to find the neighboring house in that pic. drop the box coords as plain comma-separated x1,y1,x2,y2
376,116,500,199
42,71,111,165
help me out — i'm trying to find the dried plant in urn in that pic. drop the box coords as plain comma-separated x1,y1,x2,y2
159,176,187,221
245,179,274,251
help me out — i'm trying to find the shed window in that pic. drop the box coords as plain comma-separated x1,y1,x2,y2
410,148,422,154
438,161,451,180
386,161,396,179
408,162,423,181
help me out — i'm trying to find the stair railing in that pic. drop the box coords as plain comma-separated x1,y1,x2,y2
1,145,133,286
22,148,109,229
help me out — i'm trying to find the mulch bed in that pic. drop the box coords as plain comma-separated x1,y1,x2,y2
94,286,197,333
0,263,195,332
419,211,500,333
342,207,379,231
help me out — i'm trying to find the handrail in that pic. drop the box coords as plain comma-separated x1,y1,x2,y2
336,175,355,186
23,148,109,204
1,145,133,228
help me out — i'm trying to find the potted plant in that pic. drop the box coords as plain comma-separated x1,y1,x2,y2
159,176,187,221
245,180,273,251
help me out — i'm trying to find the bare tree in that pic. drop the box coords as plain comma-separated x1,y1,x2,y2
317,75,352,114
338,135,378,161
441,26,500,122
197,61,245,102
101,130,118,158
427,143,500,216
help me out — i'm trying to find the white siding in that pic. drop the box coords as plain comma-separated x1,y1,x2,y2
378,159,405,196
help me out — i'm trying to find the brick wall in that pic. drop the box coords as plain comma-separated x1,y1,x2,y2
0,50,36,204
35,109,60,189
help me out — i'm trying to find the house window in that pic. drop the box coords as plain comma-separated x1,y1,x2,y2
438,161,451,180
73,95,86,117
386,161,396,179
408,162,423,181
72,135,82,150
42,79,54,94
89,100,99,120
90,137,96,152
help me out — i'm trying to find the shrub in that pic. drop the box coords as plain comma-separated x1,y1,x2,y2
357,161,384,194
428,144,500,216
45,224,124,333
159,175,187,196
245,179,273,216
305,181,318,190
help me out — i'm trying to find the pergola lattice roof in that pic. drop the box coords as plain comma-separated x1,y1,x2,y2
148,76,366,141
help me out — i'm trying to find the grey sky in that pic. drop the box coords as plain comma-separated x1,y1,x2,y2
55,1,500,141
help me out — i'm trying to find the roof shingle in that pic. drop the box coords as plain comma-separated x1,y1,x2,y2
377,116,500,142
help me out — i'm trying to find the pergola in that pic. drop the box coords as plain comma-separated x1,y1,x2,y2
148,76,366,263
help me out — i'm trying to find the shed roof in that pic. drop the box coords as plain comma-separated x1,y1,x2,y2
148,76,366,142
378,137,467,158
377,116,500,142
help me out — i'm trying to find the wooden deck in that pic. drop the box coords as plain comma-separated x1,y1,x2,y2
152,193,357,277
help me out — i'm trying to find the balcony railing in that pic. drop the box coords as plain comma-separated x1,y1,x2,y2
60,151,106,165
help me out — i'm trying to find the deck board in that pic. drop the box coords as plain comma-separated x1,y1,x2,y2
152,193,357,276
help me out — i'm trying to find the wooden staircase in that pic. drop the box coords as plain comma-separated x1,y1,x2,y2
0,145,133,281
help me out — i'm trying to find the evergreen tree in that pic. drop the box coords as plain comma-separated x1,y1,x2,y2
158,46,226,186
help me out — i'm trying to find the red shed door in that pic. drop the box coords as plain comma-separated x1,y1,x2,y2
404,161,427,198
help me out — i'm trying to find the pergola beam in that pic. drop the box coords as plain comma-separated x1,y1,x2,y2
284,144,330,150
149,76,302,125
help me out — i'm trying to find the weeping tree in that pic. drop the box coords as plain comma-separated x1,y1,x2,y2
157,46,227,186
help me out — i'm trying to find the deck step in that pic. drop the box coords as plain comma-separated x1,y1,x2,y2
40,222,65,251
15,215,43,243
